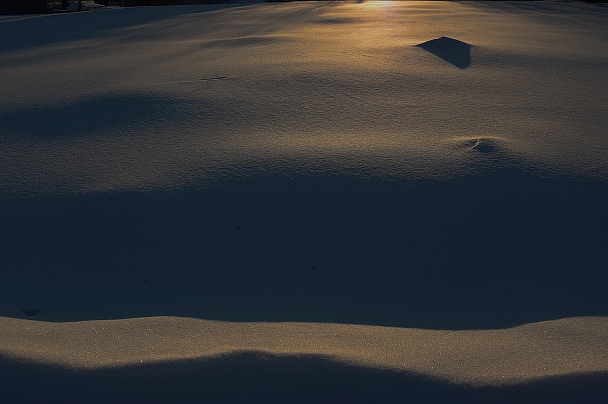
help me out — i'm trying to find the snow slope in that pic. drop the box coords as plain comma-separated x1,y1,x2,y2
1,1,607,402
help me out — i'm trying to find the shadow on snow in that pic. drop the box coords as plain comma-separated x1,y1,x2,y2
0,170,607,329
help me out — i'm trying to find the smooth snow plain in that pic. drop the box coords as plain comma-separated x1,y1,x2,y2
1,1,607,402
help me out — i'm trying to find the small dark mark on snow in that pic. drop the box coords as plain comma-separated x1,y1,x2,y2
22,308,39,317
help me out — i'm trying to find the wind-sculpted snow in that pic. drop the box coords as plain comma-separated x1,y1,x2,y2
1,316,607,403
1,1,607,195
0,0,606,324
0,93,190,139
0,1,607,401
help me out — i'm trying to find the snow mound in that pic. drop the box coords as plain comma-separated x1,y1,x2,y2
448,136,508,154
416,36,472,68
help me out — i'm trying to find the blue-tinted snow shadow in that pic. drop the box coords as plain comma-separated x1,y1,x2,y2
0,4,253,55
1,170,607,329
465,0,608,17
463,1,608,31
1,352,607,403
0,93,190,138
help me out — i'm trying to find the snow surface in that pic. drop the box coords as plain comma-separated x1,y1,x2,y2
1,1,607,402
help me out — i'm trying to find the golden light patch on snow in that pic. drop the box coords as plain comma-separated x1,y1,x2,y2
1,316,606,386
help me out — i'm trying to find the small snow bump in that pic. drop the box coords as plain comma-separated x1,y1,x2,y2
447,136,507,154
